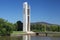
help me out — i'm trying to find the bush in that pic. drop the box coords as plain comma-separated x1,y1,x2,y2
0,18,13,36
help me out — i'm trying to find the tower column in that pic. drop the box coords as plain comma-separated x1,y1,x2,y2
23,2,30,32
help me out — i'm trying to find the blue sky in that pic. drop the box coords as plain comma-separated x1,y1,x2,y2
0,0,60,25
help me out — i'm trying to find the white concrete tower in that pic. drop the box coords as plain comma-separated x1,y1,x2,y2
23,2,30,32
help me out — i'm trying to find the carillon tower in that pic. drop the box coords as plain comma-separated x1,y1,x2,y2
23,2,30,32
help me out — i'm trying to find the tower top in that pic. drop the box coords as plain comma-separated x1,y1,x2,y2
24,2,28,4
23,2,28,8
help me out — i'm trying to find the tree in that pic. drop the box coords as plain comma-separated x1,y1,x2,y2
50,25,58,32
16,21,23,31
0,18,14,36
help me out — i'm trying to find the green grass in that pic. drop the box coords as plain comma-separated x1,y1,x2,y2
11,31,26,35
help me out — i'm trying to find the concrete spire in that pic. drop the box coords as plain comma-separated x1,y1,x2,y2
23,2,30,32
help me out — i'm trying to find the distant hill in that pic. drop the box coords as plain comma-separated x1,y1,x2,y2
30,22,60,32
31,22,60,26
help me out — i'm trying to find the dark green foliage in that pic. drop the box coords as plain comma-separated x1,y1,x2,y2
31,22,60,32
16,21,23,31
0,18,23,36
0,18,13,36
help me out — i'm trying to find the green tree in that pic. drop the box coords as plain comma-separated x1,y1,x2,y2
50,25,58,32
0,18,14,36
16,21,23,31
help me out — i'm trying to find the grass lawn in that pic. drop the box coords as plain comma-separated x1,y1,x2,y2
11,31,60,36
11,31,26,35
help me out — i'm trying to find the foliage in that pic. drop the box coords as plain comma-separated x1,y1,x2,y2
14,21,23,31
31,23,60,32
0,18,13,36
0,18,23,36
